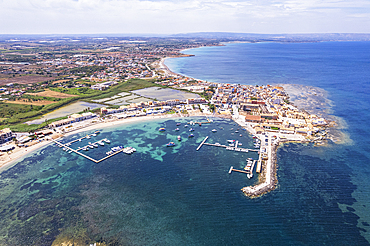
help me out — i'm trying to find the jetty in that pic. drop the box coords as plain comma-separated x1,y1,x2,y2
52,139,124,163
202,142,258,153
188,118,212,126
196,136,209,151
228,167,250,174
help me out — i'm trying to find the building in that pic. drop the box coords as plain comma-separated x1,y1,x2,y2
0,128,13,144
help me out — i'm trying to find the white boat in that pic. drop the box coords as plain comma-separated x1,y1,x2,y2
98,141,104,146
106,151,113,155
92,143,98,148
212,129,217,132
89,145,94,149
92,133,97,137
247,173,253,179
227,140,235,143
86,135,91,139
184,124,188,128
122,147,136,154
177,136,181,141
104,139,111,144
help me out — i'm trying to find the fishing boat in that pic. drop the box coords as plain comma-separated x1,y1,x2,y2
212,129,217,132
188,134,194,138
159,127,166,132
166,142,175,147
111,146,123,152
177,136,181,141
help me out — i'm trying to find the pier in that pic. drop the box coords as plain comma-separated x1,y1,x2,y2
188,118,212,126
228,167,250,174
196,136,209,151
52,139,124,163
202,142,258,153
251,160,257,174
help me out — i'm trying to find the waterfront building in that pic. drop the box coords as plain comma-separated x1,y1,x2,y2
0,128,13,144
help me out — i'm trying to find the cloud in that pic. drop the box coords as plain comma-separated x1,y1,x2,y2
0,0,370,33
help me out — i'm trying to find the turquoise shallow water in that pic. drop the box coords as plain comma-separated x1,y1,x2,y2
1,42,370,245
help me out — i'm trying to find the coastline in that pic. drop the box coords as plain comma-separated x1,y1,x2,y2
0,113,187,174
3,45,339,199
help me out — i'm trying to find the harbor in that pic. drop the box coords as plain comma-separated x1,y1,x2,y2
197,134,261,181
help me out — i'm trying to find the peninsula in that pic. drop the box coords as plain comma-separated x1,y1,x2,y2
0,36,333,198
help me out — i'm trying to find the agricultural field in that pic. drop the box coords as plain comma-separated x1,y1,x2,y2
4,99,55,106
26,89,78,98
0,75,56,86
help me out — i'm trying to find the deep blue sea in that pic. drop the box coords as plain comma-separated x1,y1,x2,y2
1,42,370,245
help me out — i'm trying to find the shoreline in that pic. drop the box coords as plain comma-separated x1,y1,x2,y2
1,111,315,199
0,113,187,173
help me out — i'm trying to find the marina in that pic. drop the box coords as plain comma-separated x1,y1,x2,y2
52,131,133,163
52,139,124,163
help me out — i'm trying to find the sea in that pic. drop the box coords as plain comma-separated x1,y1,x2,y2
1,42,370,245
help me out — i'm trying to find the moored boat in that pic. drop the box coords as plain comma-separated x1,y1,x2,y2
188,134,194,138
177,135,181,141
212,129,217,132
159,127,166,132
166,142,175,147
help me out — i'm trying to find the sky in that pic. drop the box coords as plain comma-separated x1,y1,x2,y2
1,0,370,34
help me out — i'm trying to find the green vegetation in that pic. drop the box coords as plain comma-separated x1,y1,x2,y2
166,110,176,114
250,97,258,100
283,99,290,104
271,127,280,130
208,103,215,112
0,78,159,131
88,79,157,101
